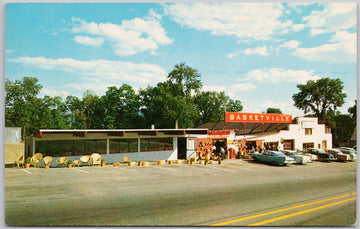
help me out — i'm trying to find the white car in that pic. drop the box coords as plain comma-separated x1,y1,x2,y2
298,150,318,161
281,150,312,164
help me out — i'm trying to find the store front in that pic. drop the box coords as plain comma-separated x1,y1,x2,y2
208,130,230,158
197,113,332,155
25,128,208,166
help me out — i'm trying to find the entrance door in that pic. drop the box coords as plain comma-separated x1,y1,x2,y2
212,138,227,157
177,137,187,159
322,140,327,149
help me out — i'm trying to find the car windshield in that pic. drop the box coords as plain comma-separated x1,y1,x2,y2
342,148,356,152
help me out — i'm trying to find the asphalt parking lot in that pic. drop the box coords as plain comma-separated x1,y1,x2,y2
4,159,357,226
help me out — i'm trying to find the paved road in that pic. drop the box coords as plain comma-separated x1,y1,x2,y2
4,159,357,226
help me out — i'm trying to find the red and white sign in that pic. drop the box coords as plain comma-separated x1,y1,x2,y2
208,130,230,138
225,112,292,123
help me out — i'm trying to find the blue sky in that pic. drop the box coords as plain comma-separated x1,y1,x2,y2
5,2,357,118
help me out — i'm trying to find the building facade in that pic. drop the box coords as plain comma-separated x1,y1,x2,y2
198,114,332,158
24,114,332,167
25,128,207,167
235,117,332,151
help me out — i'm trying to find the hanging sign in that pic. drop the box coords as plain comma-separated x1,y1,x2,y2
225,112,292,123
208,130,230,138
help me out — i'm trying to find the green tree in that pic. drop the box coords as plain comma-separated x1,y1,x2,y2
348,100,357,121
140,63,205,129
82,90,101,129
266,108,282,114
333,114,354,143
40,96,69,129
226,99,243,112
292,78,346,124
140,81,199,128
65,95,87,129
5,77,43,140
194,91,229,124
102,85,144,129
332,100,358,144
167,62,202,98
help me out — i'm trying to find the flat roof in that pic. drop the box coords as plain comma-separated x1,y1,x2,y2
33,128,208,138
197,121,289,135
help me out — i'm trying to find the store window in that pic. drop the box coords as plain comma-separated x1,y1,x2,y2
303,142,314,149
188,138,196,150
35,141,49,156
74,140,85,156
35,139,107,156
86,140,107,154
264,142,278,150
110,139,138,153
325,127,332,134
61,140,74,156
140,138,173,152
305,128,312,135
283,140,294,150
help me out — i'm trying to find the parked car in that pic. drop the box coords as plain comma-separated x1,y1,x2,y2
281,150,312,164
252,150,295,166
305,148,335,162
325,149,351,162
338,147,357,161
299,150,319,161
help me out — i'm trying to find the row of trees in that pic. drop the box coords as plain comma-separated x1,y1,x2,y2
5,63,244,140
5,62,356,144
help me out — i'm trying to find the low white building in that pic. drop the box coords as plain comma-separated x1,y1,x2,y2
235,117,332,151
198,115,332,158
25,128,208,167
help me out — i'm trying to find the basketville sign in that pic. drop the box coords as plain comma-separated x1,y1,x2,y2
225,112,292,123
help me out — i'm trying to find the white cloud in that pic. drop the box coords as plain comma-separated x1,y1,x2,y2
243,46,269,56
226,52,237,59
303,3,356,36
231,83,256,91
291,23,305,32
293,31,356,62
163,3,304,42
71,14,173,56
202,84,256,99
147,8,162,21
279,40,300,49
261,100,304,116
244,68,321,83
202,85,227,93
7,57,168,95
5,49,15,54
74,36,104,47
40,88,70,99
227,46,269,58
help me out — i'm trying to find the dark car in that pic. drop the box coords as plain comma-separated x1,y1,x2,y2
325,149,351,162
305,148,335,162
338,147,357,161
